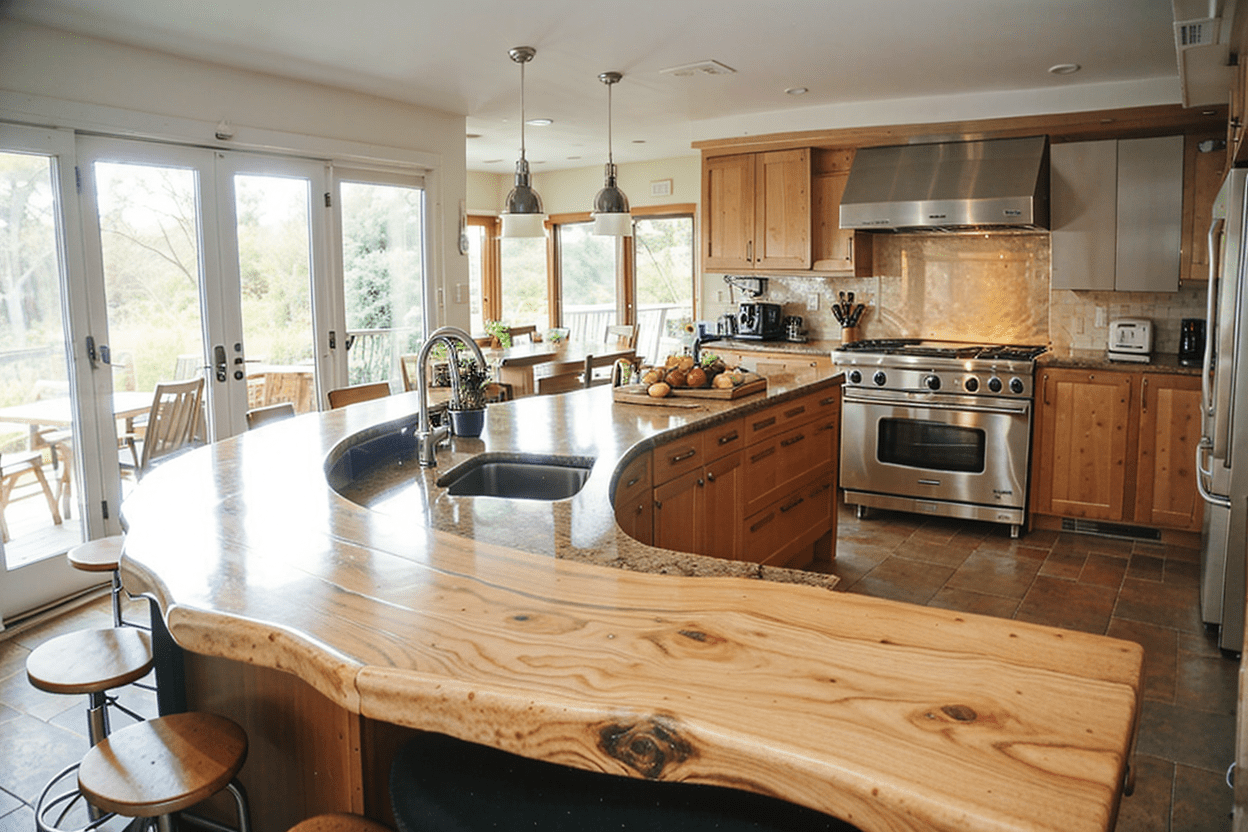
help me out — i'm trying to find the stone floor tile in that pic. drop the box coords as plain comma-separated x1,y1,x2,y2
926,587,1020,620
945,549,1042,599
1038,549,1085,580
847,556,955,605
1171,763,1233,832
0,805,34,832
1014,575,1117,634
1136,700,1236,773
1106,618,1178,703
1080,553,1128,589
0,712,85,805
1112,753,1172,832
1175,643,1239,716
1115,577,1204,634
0,789,20,819
893,537,974,568
1179,628,1225,659
1164,558,1201,588
1127,553,1165,582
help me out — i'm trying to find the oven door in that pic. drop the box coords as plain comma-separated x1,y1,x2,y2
841,390,1032,510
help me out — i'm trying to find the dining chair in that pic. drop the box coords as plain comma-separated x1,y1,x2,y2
605,324,638,350
507,324,538,344
0,450,63,542
327,381,391,409
582,353,622,389
246,402,296,429
398,353,420,392
120,377,205,480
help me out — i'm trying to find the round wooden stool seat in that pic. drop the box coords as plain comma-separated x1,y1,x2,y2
26,628,152,695
288,814,391,832
67,535,124,573
78,712,248,817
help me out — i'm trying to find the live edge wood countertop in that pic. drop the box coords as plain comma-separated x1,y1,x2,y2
118,373,1143,832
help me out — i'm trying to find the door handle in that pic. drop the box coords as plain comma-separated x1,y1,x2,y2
1197,438,1232,509
214,345,228,382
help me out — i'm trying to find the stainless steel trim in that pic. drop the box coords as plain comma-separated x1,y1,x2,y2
1204,215,1223,417
843,390,1030,417
843,489,1025,526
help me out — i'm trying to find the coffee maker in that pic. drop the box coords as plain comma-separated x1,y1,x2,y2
1179,318,1205,366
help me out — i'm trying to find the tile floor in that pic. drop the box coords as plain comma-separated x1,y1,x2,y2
0,505,1237,832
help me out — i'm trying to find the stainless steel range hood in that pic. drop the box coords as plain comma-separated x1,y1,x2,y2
839,135,1050,232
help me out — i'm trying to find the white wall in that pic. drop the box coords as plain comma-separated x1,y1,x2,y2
0,18,471,327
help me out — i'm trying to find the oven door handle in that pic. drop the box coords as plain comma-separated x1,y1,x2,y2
843,393,1030,417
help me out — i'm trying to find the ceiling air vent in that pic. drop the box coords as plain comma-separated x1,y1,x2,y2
1175,17,1220,48
659,60,736,78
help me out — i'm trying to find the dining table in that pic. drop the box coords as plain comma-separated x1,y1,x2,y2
482,340,636,397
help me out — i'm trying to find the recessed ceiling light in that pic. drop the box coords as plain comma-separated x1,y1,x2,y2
466,133,482,139
632,139,646,144
526,118,553,127
785,87,808,96
482,159,504,164
1048,63,1081,76
566,155,582,160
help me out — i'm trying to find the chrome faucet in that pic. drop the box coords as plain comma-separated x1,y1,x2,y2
415,326,489,467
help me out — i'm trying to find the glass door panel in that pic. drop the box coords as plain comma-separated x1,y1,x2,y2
232,173,317,414
558,221,616,342
499,237,548,334
339,178,425,388
634,215,694,363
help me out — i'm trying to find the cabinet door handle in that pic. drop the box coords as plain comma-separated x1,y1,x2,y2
847,235,853,262
819,395,837,406
750,446,776,464
626,476,641,488
697,477,705,487
1043,373,1050,406
669,449,697,464
784,405,807,419
747,240,753,262
705,471,716,483
1142,377,1149,414
717,431,739,445
634,504,644,515
781,433,806,448
752,416,776,431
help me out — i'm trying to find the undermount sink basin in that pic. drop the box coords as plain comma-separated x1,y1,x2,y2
437,455,594,500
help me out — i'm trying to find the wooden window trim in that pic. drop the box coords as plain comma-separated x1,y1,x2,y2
467,215,501,323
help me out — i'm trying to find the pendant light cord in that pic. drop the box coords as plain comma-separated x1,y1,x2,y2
519,59,527,162
607,79,613,166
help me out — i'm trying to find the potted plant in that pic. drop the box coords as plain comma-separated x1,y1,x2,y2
448,358,490,437
484,320,511,349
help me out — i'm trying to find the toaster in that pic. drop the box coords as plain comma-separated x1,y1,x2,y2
1108,318,1152,363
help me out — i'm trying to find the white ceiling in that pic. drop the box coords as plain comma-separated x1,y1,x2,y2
3,0,1201,172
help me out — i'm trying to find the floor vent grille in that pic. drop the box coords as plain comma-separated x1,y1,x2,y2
1060,518,1162,542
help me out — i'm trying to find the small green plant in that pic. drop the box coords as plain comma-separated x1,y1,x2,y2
484,320,511,348
450,359,491,411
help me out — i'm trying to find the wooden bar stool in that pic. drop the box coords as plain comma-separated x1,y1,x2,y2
26,627,154,832
67,536,132,628
77,711,250,832
287,814,390,832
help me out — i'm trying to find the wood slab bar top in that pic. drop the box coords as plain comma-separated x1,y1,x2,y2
119,376,1143,832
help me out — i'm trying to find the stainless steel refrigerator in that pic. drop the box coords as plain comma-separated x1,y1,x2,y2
1198,167,1248,653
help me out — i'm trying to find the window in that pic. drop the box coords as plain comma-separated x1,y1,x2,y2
499,236,548,332
633,213,694,362
557,220,616,342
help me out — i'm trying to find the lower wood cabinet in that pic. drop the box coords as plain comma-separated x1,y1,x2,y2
621,384,841,568
1031,367,1202,533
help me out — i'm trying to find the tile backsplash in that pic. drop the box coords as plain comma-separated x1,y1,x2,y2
704,232,1206,354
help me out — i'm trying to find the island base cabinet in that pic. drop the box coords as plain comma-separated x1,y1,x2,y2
181,653,366,832
740,472,836,568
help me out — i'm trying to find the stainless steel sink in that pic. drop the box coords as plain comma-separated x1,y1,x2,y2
437,455,594,500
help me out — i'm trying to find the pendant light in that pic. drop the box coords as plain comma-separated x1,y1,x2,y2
592,71,632,237
501,46,546,238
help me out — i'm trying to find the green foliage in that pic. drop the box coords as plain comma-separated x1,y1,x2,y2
449,358,490,411
483,320,511,347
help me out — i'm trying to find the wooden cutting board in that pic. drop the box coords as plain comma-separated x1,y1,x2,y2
612,374,766,406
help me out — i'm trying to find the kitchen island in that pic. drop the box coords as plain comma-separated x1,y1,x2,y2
119,374,1143,832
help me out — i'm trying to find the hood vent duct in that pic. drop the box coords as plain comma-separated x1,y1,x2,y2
839,135,1050,232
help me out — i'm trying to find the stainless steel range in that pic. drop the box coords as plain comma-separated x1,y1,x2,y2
835,339,1048,538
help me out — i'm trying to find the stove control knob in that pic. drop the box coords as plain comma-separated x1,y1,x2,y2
987,376,1003,393
848,370,862,384
924,374,941,391
873,371,887,387
1009,377,1025,395
964,376,979,393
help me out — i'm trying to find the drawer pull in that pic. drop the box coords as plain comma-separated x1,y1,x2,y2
809,483,831,497
634,504,644,515
780,496,804,513
717,430,740,445
784,405,806,419
749,512,775,533
780,433,806,448
752,416,777,431
669,449,697,464
819,395,836,406
705,471,715,483
816,421,836,433
626,476,641,488
750,446,776,464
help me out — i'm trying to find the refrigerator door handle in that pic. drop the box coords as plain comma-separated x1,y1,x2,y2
1204,216,1223,417
1197,438,1233,509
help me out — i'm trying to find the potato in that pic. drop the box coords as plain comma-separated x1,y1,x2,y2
641,369,662,386
686,367,707,388
677,355,696,372
712,373,735,389
665,368,687,388
664,354,681,369
647,382,671,398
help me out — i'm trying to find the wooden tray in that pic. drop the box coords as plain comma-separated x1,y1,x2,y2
612,374,766,406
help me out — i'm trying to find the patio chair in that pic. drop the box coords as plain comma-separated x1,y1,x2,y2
605,324,638,349
0,450,63,542
327,382,391,409
120,377,205,480
246,402,296,429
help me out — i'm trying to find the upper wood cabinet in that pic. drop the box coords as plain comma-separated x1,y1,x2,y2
810,149,873,275
1050,136,1184,292
702,149,811,271
1180,132,1226,285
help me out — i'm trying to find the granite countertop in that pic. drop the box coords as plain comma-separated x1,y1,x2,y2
116,375,1144,832
1039,348,1201,375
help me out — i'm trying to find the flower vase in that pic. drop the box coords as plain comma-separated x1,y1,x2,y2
449,408,486,437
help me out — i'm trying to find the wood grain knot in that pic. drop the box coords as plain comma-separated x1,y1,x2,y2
940,705,978,722
599,717,694,779
678,629,725,645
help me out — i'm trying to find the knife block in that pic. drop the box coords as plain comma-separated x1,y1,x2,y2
840,326,860,344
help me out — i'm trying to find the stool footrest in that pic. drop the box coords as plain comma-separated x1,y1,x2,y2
35,761,117,832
